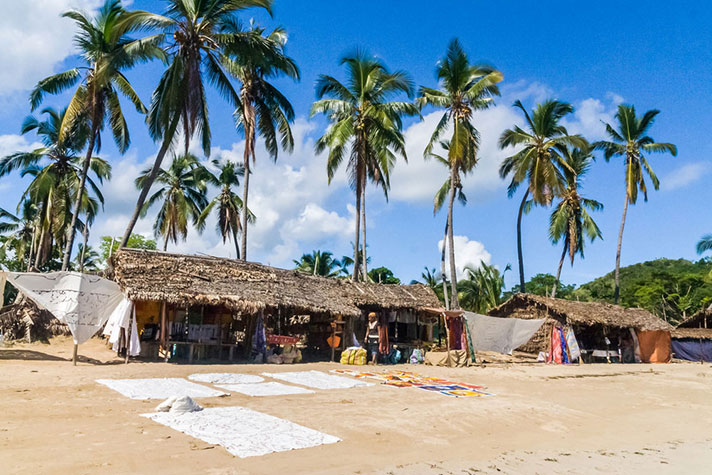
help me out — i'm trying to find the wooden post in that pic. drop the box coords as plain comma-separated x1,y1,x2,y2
160,302,167,357
72,343,78,366
443,313,452,368
125,303,133,364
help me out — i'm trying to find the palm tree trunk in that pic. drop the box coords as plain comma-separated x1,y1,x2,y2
516,189,530,293
360,179,367,282
614,193,629,304
27,225,38,271
441,220,450,310
241,151,250,261
351,174,362,282
79,224,89,273
447,167,459,309
163,234,168,252
231,225,241,260
62,130,97,271
552,243,567,299
120,116,179,248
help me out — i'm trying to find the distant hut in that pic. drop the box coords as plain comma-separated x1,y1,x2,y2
488,293,673,363
671,305,712,362
110,249,439,362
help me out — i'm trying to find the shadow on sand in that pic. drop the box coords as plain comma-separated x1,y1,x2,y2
0,349,126,365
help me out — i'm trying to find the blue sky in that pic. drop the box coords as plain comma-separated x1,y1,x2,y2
0,0,710,288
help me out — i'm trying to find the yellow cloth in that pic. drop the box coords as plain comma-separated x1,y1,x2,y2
424,350,471,367
340,347,367,365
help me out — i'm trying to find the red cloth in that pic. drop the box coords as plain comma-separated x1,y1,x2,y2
378,314,390,354
548,326,563,364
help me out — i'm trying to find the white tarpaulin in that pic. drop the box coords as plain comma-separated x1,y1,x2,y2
464,311,545,355
262,371,374,390
96,378,228,400
3,271,127,345
141,406,340,458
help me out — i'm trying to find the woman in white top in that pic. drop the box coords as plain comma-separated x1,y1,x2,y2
364,312,380,364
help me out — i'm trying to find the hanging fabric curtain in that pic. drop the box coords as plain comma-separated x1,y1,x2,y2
2,272,127,345
103,297,140,356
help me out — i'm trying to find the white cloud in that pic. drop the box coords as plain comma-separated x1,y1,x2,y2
438,235,492,280
0,1,103,94
562,94,623,141
662,162,709,191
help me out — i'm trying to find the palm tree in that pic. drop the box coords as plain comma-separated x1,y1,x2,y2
458,261,510,314
499,99,585,293
594,105,677,303
196,159,253,259
136,154,210,251
697,236,712,255
293,250,344,277
0,201,38,271
222,24,299,261
549,146,603,298
30,0,163,270
313,50,416,281
0,107,111,268
74,244,101,272
120,0,274,249
417,39,503,308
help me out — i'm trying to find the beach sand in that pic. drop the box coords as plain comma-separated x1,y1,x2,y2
1,336,710,474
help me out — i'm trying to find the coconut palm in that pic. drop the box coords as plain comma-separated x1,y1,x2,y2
136,154,210,251
30,0,163,270
120,0,274,249
499,99,585,293
0,107,111,268
458,261,510,314
417,39,503,308
697,236,712,255
74,244,101,272
312,50,417,282
293,250,345,277
594,105,677,303
196,159,253,259
221,24,299,260
0,201,39,271
549,146,603,298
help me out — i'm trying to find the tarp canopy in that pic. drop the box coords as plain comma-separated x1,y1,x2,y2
1,271,127,345
464,312,546,355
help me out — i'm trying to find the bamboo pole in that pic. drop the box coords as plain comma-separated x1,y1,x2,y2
72,344,78,366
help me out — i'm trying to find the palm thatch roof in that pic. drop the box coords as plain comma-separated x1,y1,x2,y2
676,304,712,329
110,249,439,317
488,293,672,331
671,328,712,339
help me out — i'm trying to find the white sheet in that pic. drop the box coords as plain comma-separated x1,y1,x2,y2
464,312,545,355
3,271,126,344
262,370,374,390
96,378,228,400
188,373,264,384
215,382,314,397
141,406,340,458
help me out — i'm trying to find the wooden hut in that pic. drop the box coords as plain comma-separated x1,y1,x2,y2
110,249,439,362
488,293,673,363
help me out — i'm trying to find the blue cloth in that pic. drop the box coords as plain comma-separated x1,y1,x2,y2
252,314,266,362
559,328,570,364
672,339,712,362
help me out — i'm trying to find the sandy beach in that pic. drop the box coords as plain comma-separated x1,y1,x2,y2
1,337,710,474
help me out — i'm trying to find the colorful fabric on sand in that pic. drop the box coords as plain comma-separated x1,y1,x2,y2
330,369,493,397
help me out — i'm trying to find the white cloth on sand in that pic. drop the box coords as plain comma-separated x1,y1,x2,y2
154,396,203,414
262,370,374,390
188,373,264,384
464,311,545,355
96,378,228,400
141,406,340,458
2,271,127,345
214,382,314,397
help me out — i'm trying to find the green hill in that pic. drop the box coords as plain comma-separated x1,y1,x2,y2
572,258,712,325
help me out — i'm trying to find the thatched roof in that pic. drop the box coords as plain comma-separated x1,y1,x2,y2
671,328,712,339
110,249,439,317
676,304,712,329
489,293,672,331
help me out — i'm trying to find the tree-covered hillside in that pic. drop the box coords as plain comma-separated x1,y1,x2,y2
572,258,712,325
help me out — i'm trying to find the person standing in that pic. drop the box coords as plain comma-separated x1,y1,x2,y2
364,312,380,365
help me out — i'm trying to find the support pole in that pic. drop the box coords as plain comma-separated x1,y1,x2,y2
72,344,78,366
